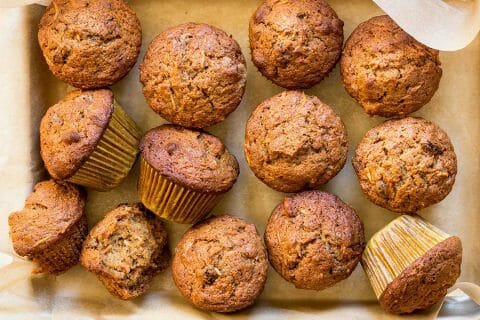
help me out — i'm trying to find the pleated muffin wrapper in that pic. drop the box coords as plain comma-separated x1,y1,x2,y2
361,214,453,299
67,101,141,191
29,214,88,275
138,157,220,224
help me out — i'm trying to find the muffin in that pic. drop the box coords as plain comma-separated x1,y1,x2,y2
341,15,442,117
362,215,462,314
38,0,142,89
249,0,344,89
264,191,365,290
138,125,239,224
353,117,457,213
140,23,247,128
244,91,347,193
8,180,87,275
80,203,169,300
172,215,268,312
40,89,141,191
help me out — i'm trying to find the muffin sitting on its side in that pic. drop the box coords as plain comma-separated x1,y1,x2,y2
81,203,169,300
140,23,247,128
9,180,87,275
341,15,442,117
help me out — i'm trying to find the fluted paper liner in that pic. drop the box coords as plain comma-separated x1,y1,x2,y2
68,101,141,191
138,157,219,224
362,215,451,299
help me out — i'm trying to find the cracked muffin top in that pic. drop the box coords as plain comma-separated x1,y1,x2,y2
172,215,268,312
264,191,365,290
40,89,114,180
9,180,86,256
140,23,247,128
38,0,142,89
139,124,239,194
80,203,170,300
249,0,344,89
341,15,442,117
353,117,457,213
244,90,348,193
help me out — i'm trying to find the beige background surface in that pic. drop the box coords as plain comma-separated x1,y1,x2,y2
0,1,479,319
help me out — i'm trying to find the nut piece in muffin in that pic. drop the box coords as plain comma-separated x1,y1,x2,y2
249,0,344,89
138,124,239,224
172,215,268,312
353,117,457,213
362,215,462,314
38,0,142,89
264,191,365,290
80,203,169,300
244,91,348,193
9,180,87,275
40,88,141,191
341,15,442,117
140,23,247,128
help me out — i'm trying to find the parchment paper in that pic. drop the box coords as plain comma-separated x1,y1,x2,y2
0,1,479,319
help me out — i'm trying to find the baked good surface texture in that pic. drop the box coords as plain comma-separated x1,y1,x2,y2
264,191,365,290
249,0,344,89
341,15,442,117
353,117,457,213
140,22,247,128
172,215,268,312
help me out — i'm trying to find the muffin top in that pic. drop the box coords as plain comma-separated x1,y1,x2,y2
353,117,457,213
380,236,462,314
40,89,114,180
80,203,169,300
9,180,86,256
264,191,365,290
140,23,247,128
172,215,268,312
249,0,343,89
341,15,442,117
244,91,347,193
38,0,142,89
140,125,239,194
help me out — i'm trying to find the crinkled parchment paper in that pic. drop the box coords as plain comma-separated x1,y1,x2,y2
0,0,479,319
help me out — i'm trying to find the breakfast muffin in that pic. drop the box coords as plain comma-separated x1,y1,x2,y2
40,89,141,191
341,15,442,117
138,125,239,224
38,0,142,89
172,215,268,312
362,215,462,314
140,23,247,128
80,203,169,300
264,191,365,290
249,0,344,89
9,180,87,275
244,91,347,193
353,117,457,213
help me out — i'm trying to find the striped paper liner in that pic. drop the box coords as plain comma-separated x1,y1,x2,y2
68,101,141,191
138,157,219,224
361,214,451,299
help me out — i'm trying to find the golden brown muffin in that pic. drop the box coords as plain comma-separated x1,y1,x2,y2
80,203,169,300
140,23,247,128
249,0,344,89
172,215,268,312
8,180,87,275
341,15,442,117
138,125,239,223
362,215,462,314
353,117,457,213
264,191,365,290
38,0,142,89
40,89,141,191
244,91,348,193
